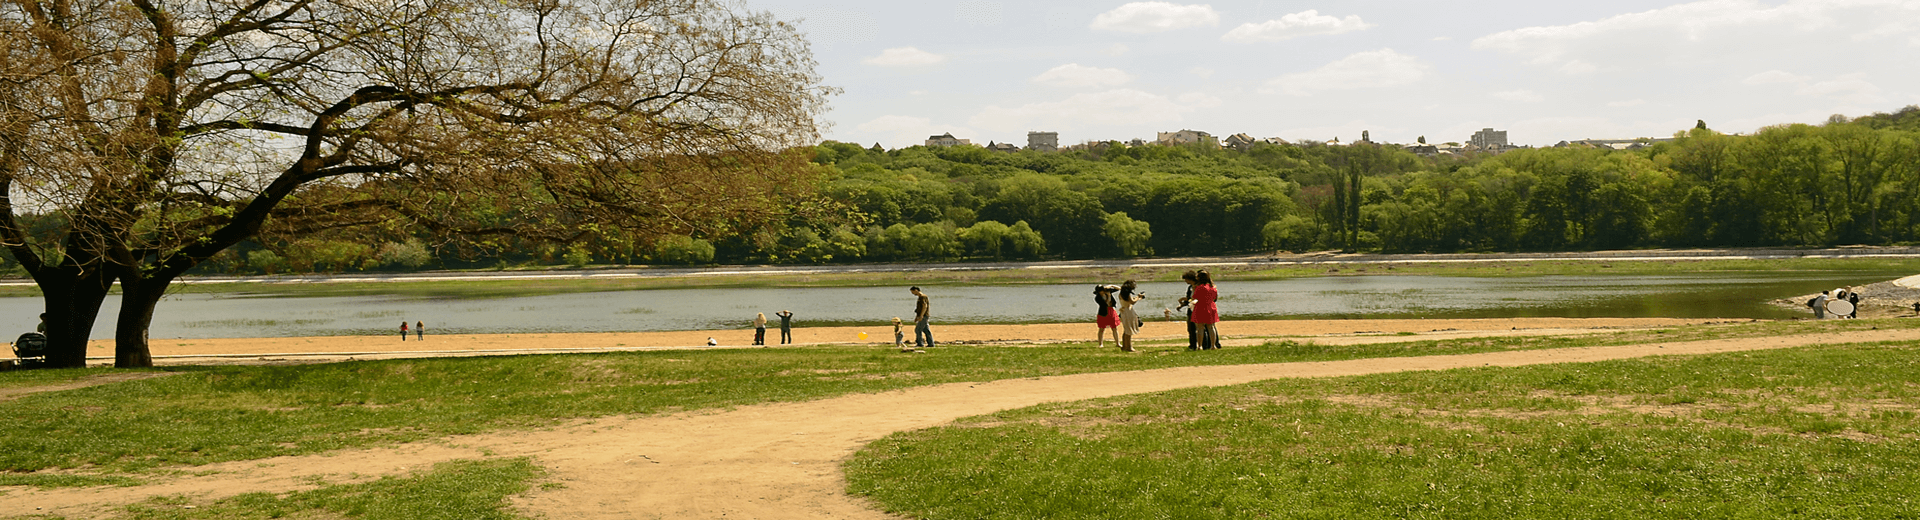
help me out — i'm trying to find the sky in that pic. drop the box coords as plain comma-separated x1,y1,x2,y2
742,0,1920,149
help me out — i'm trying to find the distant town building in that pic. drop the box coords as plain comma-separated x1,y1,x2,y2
1026,131,1058,152
1469,128,1508,149
1155,129,1214,146
1224,133,1258,151
924,132,971,147
1552,137,1675,150
985,141,1021,152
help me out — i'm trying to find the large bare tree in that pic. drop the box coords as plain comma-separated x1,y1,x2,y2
1,0,831,367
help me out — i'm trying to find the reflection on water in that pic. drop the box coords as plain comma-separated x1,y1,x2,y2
0,272,1898,339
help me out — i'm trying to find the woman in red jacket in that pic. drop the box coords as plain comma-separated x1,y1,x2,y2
1191,270,1221,350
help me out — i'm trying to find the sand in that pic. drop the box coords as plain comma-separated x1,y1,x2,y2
40,317,1724,366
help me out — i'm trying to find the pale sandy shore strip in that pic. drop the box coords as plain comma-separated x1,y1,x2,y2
32,317,1726,366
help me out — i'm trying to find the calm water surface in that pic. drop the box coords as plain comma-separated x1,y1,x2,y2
0,272,1897,340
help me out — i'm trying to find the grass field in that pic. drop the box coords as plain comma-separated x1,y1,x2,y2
845,342,1920,519
5,317,1920,519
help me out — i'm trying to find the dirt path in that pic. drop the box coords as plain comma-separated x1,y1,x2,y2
7,326,1914,519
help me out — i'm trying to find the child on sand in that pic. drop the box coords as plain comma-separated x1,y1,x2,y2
893,317,910,352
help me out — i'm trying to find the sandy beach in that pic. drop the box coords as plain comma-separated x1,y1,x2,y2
22,317,1727,366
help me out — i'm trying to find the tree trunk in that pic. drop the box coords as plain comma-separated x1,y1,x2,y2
34,269,115,368
113,275,164,368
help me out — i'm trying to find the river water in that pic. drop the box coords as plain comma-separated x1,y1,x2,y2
0,272,1897,340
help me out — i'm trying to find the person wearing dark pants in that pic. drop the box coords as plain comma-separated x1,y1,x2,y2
1192,270,1221,350
1180,271,1199,350
400,321,408,341
753,312,767,345
416,321,424,340
776,310,794,344
911,287,934,348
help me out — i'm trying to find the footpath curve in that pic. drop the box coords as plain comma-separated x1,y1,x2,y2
7,328,1920,519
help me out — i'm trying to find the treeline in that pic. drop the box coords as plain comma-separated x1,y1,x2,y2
15,107,1911,276
788,109,1920,260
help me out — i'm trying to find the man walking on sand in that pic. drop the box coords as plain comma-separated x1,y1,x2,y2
911,287,934,348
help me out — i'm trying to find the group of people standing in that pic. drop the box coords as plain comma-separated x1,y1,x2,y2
1092,269,1221,352
1092,280,1145,352
398,321,424,340
888,287,936,351
752,310,796,345
1809,288,1863,319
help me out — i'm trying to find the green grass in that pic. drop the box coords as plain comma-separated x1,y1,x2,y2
103,458,540,520
0,368,117,391
844,341,1920,519
5,318,1917,478
4,317,1918,518
0,473,142,488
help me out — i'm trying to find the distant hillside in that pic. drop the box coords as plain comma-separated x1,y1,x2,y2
1849,105,1920,131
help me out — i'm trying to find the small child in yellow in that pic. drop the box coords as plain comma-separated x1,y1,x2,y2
893,317,910,352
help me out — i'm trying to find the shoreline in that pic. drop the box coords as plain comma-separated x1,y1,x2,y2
31,317,1724,366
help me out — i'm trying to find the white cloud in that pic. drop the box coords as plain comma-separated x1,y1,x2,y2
1090,2,1220,33
1741,70,1887,104
1797,73,1886,104
1189,67,1215,78
857,115,977,148
1557,60,1598,75
953,1,1004,27
862,47,947,67
1743,70,1812,85
1262,49,1431,96
1221,10,1373,43
794,8,879,51
1176,92,1223,108
969,89,1208,131
1492,90,1545,103
1472,0,1920,74
1608,99,1647,107
1032,64,1135,88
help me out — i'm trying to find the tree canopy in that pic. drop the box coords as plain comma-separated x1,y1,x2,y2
2,0,832,367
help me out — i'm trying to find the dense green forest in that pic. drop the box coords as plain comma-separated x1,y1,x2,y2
772,106,1920,263
9,107,1916,275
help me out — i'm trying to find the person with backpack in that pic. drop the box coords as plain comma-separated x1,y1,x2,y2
1093,285,1120,349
